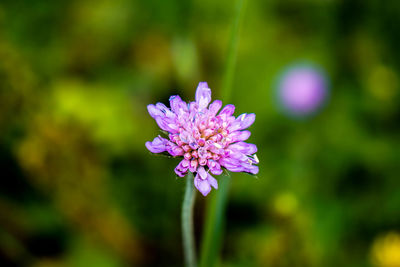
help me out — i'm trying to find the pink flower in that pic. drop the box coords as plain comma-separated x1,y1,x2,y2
146,82,259,196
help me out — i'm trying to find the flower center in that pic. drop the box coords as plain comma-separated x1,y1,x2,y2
170,114,228,166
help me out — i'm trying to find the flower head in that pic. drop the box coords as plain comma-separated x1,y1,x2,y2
146,82,259,196
277,64,328,117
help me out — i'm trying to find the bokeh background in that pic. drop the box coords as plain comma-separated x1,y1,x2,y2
1,0,400,266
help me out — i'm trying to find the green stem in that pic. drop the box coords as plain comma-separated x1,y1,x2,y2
182,172,197,267
221,0,246,102
199,174,230,267
200,1,246,266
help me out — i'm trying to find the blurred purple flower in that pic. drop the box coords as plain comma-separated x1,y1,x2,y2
278,64,329,116
146,82,259,196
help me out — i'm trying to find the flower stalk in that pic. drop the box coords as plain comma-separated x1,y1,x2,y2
182,172,197,267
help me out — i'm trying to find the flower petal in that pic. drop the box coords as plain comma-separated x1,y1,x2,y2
145,136,167,153
245,165,259,175
195,82,211,109
189,159,198,173
175,159,190,177
228,113,256,132
169,95,188,115
228,142,257,155
219,157,242,170
147,104,163,118
228,151,249,161
221,164,245,173
228,130,251,142
156,103,175,118
208,100,222,116
155,117,179,133
194,174,212,196
239,113,256,129
147,103,177,120
219,104,235,117
166,143,184,157
197,166,208,180
219,156,259,174
207,173,218,189
207,160,223,175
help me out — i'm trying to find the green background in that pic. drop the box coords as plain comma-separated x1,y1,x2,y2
0,0,399,266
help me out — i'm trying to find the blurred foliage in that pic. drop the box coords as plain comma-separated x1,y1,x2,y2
0,0,399,266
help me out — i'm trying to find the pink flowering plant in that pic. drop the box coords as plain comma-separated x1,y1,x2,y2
146,82,259,196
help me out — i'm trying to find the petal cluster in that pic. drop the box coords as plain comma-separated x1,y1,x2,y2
146,82,259,196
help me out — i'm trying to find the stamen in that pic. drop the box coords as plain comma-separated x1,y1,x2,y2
254,154,259,163
214,143,222,149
